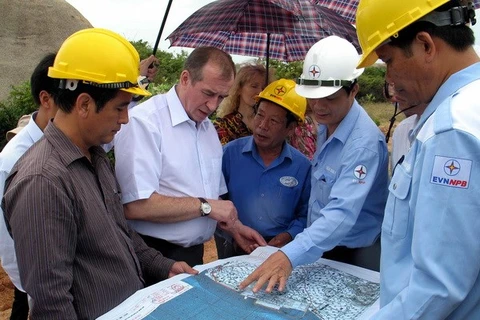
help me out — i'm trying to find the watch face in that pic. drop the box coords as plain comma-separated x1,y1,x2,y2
201,202,212,215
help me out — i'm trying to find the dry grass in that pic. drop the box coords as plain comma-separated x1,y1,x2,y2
362,101,405,129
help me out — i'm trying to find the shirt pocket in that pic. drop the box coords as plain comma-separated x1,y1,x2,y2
312,170,335,207
383,165,412,240
271,180,299,224
276,176,299,198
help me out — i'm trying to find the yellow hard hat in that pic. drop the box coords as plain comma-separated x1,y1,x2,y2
356,0,450,68
257,79,307,122
48,28,151,96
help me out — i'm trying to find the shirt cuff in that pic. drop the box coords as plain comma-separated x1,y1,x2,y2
145,252,176,281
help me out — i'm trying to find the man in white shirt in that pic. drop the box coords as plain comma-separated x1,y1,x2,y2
114,47,266,273
384,82,423,170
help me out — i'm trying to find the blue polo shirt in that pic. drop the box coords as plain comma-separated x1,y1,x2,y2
222,137,311,239
282,101,389,267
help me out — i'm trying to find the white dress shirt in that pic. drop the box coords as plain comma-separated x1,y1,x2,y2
0,113,43,291
114,86,226,247
391,114,418,171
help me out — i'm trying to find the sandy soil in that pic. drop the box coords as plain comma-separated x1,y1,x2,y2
0,238,218,319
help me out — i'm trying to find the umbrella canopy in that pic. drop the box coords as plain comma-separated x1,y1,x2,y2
314,0,358,24
314,0,480,25
166,0,359,65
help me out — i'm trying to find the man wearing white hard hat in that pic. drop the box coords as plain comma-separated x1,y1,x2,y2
240,36,389,293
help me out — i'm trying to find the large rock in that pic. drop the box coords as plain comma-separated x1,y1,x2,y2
0,0,92,101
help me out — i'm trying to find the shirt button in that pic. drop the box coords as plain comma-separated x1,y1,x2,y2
393,183,397,190
261,194,264,197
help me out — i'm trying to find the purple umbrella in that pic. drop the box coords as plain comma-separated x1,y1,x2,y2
166,0,359,82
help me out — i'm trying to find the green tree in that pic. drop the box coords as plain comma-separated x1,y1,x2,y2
129,40,188,87
251,58,303,81
357,66,387,103
0,81,37,149
268,59,303,80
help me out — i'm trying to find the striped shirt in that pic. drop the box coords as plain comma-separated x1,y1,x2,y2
2,122,175,319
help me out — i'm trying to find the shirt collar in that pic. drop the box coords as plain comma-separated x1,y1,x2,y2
44,121,106,167
414,62,480,136
166,85,210,131
24,111,43,143
242,136,293,165
321,100,361,145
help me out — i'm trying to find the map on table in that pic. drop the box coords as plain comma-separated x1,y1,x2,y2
204,260,379,320
97,247,380,320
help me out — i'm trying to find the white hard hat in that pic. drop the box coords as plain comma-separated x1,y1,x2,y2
296,36,364,99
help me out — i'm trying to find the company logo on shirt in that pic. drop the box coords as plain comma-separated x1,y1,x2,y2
353,165,367,180
430,156,471,189
280,176,298,187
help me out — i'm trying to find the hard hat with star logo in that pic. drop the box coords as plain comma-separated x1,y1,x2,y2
256,78,307,122
296,36,364,99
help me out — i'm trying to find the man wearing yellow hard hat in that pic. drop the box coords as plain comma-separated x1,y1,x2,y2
2,28,197,319
356,0,480,318
217,79,311,258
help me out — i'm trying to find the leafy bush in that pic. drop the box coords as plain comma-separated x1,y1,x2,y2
149,83,172,96
130,40,188,88
267,59,303,81
357,66,387,104
0,82,37,149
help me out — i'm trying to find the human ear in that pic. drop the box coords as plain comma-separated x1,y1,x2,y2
76,93,93,118
180,70,190,86
415,31,436,63
38,90,52,108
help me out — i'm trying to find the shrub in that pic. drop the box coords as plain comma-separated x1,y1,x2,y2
130,40,187,89
0,81,37,149
357,66,387,104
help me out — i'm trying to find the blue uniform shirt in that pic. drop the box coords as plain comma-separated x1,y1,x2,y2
282,101,389,267
373,63,480,319
222,137,311,239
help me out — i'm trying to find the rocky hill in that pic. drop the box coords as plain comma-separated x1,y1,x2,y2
0,0,92,101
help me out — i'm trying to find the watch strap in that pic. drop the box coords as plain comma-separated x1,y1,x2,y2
198,197,209,216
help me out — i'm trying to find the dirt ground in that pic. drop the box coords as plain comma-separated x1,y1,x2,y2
0,238,218,319
0,268,14,320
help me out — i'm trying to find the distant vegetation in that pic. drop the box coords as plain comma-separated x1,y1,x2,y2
0,39,388,149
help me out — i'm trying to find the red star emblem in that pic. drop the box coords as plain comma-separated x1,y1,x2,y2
354,165,367,180
275,85,286,96
309,65,320,78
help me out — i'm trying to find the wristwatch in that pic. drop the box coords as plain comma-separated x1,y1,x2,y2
198,197,211,216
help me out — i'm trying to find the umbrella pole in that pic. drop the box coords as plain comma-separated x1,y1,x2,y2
152,0,174,56
265,33,270,87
